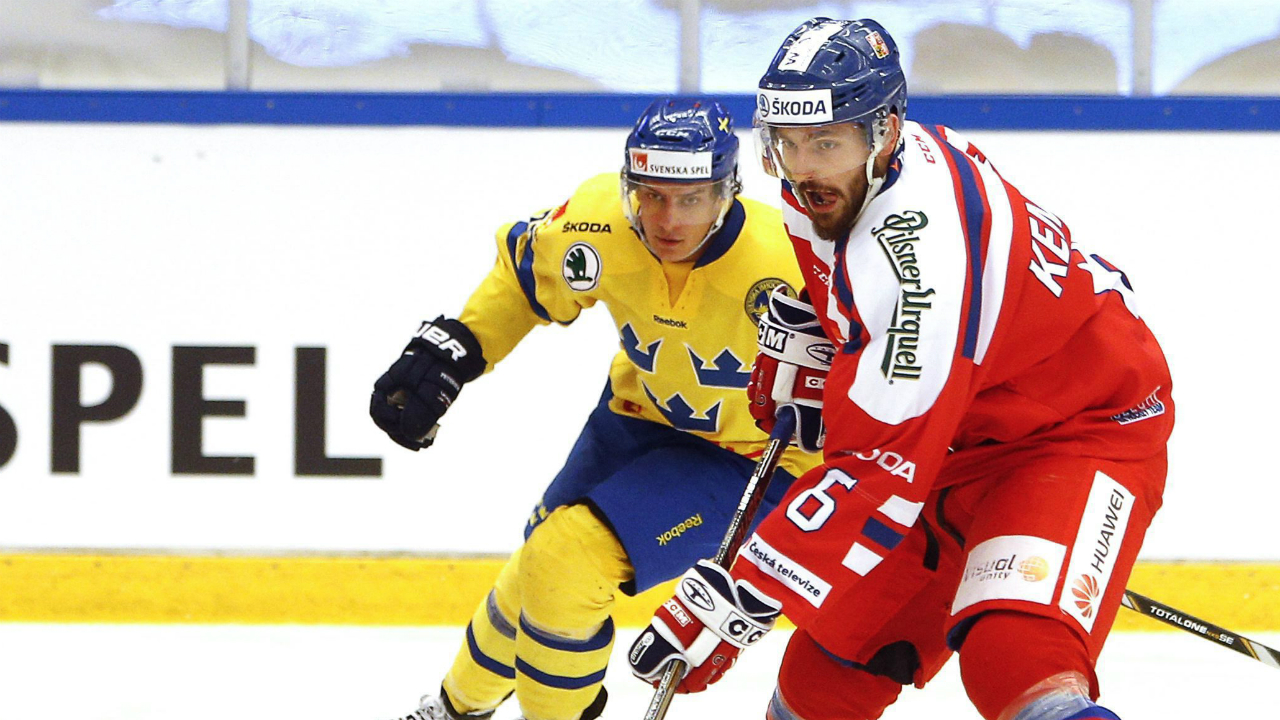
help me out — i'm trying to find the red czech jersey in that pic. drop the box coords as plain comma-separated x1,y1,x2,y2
733,121,1174,627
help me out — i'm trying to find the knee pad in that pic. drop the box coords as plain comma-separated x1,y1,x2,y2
958,612,1097,720
513,504,632,720
774,630,902,720
518,503,633,635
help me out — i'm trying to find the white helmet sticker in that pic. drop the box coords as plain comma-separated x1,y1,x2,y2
628,148,713,179
756,88,835,125
777,21,847,72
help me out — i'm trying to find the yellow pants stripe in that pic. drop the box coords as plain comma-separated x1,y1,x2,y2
0,552,1276,631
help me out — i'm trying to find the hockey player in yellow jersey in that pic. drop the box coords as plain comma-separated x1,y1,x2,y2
370,98,818,720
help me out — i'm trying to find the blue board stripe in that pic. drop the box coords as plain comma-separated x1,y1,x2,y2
4,90,1280,131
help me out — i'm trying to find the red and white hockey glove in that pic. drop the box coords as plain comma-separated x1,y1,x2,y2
628,559,782,694
748,288,834,453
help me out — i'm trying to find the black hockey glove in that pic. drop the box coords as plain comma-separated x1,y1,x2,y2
369,316,486,451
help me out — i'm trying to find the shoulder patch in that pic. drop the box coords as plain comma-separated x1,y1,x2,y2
744,278,794,325
563,242,602,292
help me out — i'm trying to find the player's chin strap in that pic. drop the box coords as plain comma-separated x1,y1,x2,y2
624,175,740,264
853,118,895,225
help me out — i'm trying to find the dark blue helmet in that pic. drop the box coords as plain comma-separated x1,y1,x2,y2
623,98,740,186
756,18,907,130
621,98,742,261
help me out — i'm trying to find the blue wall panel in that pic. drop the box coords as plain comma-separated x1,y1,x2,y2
3,90,1279,131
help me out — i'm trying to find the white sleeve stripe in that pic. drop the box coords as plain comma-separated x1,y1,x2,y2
878,496,925,527
972,157,1014,365
841,542,884,576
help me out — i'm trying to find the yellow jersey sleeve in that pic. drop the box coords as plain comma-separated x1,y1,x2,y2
457,175,614,368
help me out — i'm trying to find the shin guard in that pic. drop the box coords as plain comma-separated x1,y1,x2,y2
959,612,1099,720
442,551,523,714
515,504,632,720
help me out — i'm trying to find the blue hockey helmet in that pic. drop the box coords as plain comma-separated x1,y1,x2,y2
754,18,908,226
621,98,742,261
624,98,740,186
756,17,907,132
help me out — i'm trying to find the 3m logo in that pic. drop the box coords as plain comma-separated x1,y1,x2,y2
757,324,788,352
1071,575,1101,618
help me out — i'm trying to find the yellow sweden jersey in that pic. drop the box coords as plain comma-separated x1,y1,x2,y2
458,172,818,479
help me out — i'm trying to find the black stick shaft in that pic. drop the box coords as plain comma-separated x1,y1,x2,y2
642,411,798,720
1122,590,1280,670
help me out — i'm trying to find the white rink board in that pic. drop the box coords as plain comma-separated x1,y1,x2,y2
0,123,1275,560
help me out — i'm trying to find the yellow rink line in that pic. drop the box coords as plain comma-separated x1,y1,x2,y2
1,553,1277,631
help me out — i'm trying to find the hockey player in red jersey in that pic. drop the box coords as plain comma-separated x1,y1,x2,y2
628,18,1173,720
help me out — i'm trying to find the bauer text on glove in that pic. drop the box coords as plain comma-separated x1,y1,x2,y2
369,316,486,450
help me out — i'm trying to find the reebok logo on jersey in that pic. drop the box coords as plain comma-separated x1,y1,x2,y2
656,513,703,546
873,211,934,382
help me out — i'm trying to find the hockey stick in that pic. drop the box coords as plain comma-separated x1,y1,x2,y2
1121,589,1280,670
642,410,798,720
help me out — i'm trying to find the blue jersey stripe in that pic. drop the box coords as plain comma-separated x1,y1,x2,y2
515,658,609,690
694,199,746,268
926,126,986,361
506,220,551,322
519,614,615,653
832,232,856,315
861,516,905,551
485,591,517,640
465,622,516,679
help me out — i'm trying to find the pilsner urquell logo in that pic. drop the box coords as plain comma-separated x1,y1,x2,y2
874,210,934,382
